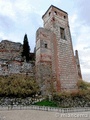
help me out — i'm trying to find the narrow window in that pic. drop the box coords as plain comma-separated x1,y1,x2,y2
49,12,51,16
54,11,57,15
52,17,55,21
60,27,65,39
45,43,47,48
64,16,66,19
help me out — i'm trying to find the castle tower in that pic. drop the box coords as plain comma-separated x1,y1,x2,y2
36,5,79,94
36,28,57,95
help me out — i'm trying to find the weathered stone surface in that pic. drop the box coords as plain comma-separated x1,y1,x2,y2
0,60,34,76
75,50,82,79
0,40,22,61
0,40,34,76
36,5,81,94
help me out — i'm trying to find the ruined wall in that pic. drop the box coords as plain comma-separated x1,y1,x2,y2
75,50,82,79
0,60,34,76
0,40,22,61
0,40,34,76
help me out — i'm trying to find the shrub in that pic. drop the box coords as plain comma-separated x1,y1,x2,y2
0,75,40,97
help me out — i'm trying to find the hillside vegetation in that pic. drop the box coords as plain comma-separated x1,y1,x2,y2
53,80,90,107
0,75,39,97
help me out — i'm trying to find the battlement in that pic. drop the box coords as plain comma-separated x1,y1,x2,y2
42,5,68,18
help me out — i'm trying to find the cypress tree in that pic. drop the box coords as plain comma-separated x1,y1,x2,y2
22,34,30,62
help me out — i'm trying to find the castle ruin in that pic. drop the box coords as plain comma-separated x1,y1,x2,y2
36,5,82,94
0,40,34,76
0,5,82,95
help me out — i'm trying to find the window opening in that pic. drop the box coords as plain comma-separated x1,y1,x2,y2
64,16,66,19
49,12,51,16
54,11,57,15
60,27,65,39
45,43,47,48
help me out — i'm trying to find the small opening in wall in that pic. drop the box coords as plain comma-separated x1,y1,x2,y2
45,43,47,48
49,12,51,16
52,17,55,21
54,11,57,15
64,16,66,19
60,27,66,39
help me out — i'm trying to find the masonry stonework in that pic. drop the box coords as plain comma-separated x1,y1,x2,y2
36,5,82,94
0,40,34,76
75,50,82,80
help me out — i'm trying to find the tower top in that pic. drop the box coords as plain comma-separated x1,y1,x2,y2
42,5,68,19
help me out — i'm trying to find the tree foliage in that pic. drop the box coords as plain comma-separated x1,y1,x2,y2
22,34,30,62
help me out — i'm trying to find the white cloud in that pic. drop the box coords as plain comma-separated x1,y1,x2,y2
75,26,90,51
83,74,90,82
0,32,8,40
69,13,78,37
0,32,19,43
76,0,90,25
14,0,36,16
0,0,38,23
0,0,16,21
69,11,90,82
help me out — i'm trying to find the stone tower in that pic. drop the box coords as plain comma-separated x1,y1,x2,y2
75,50,82,80
36,5,79,95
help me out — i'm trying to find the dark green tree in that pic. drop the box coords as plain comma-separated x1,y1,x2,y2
22,34,30,62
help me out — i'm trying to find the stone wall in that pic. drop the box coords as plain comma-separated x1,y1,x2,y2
43,5,78,91
36,28,56,95
0,59,34,76
75,50,82,79
36,5,80,94
0,40,22,61
0,40,34,76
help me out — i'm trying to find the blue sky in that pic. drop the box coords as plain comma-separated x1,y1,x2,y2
0,0,90,82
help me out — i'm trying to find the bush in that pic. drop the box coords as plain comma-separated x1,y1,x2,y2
77,80,90,90
0,75,40,97
53,89,90,107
